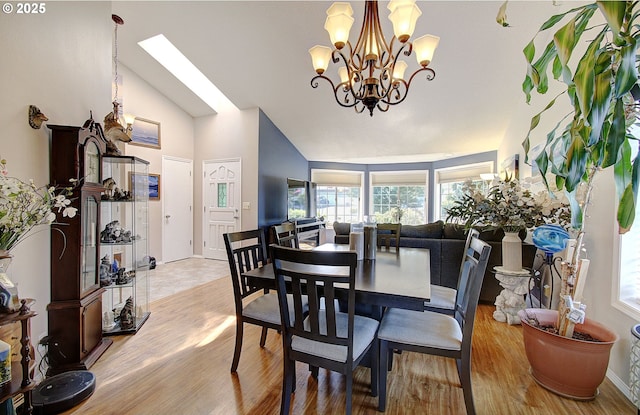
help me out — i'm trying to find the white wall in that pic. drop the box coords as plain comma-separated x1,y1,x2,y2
119,65,195,263
193,109,259,254
0,2,112,346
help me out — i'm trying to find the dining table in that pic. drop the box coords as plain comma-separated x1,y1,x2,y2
243,243,431,318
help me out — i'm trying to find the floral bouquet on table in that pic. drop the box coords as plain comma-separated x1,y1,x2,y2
445,177,571,233
0,156,77,311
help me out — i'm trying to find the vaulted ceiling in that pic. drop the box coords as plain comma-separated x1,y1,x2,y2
112,1,570,164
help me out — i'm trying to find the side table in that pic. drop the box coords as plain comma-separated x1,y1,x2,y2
492,266,531,325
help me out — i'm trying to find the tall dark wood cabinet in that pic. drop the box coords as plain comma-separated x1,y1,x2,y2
47,123,112,375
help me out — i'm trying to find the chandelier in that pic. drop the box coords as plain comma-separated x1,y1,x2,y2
309,0,439,116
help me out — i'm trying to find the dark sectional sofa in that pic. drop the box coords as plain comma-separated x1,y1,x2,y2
333,221,537,304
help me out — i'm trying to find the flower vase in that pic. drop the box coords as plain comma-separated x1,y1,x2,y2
0,249,11,269
0,251,19,312
502,231,523,272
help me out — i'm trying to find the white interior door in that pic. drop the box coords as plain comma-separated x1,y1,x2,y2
162,156,193,263
203,158,241,260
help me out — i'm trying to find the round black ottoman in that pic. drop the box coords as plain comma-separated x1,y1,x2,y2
32,370,95,415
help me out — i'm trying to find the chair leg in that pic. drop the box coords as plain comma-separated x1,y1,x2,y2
346,370,353,415
370,339,379,397
281,358,295,415
260,326,268,347
231,320,243,372
457,356,476,415
378,340,388,412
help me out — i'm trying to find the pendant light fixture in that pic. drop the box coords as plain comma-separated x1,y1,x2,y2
104,14,134,149
309,0,440,116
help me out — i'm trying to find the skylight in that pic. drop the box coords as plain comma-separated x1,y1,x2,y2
138,34,237,113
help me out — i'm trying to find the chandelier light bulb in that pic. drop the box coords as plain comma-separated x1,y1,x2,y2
338,66,350,84
309,45,333,74
325,12,354,49
392,61,407,82
326,2,354,17
387,0,416,13
388,3,422,43
413,34,440,66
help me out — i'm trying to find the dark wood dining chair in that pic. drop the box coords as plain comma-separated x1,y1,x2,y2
271,245,380,415
377,236,491,415
273,222,299,248
425,228,480,315
377,223,401,251
224,229,308,373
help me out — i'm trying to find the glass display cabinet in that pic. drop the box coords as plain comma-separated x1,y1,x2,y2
100,156,151,335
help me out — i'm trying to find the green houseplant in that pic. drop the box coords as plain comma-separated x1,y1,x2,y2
497,0,639,399
515,0,640,332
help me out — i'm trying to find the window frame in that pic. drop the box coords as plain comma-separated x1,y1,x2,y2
311,169,364,227
433,162,494,222
368,170,428,225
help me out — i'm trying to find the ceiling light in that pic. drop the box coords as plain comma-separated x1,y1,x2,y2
138,34,237,113
309,0,439,116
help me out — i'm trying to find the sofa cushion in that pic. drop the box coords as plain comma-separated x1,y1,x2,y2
443,223,466,240
400,221,443,239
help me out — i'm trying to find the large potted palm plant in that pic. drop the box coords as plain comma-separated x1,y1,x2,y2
496,0,640,399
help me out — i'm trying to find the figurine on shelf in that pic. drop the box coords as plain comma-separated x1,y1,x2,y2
102,178,116,200
99,254,113,287
119,297,134,330
100,220,120,243
115,268,133,285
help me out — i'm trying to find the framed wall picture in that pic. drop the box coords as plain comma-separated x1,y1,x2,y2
130,117,161,149
148,174,160,200
130,173,161,201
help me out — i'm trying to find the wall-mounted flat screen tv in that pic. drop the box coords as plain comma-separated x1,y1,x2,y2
287,178,316,220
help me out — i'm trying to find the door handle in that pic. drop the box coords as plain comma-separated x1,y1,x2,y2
165,215,171,219
233,208,239,219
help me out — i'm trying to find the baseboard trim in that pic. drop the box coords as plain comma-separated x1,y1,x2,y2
607,368,634,405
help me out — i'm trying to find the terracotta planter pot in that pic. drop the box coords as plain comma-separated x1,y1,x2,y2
517,308,618,400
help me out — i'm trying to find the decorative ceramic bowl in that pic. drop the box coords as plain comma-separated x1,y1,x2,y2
532,224,570,254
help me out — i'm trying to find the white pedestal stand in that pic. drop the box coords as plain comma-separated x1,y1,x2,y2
493,266,531,325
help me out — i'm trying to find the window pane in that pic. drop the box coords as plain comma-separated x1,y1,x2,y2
372,185,426,225
619,138,640,312
218,183,227,207
316,185,360,225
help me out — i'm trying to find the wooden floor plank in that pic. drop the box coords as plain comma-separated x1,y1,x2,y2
59,276,635,415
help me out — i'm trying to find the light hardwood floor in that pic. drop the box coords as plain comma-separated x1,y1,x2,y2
59,262,635,415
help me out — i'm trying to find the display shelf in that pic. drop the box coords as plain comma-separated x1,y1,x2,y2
102,311,150,335
100,156,150,336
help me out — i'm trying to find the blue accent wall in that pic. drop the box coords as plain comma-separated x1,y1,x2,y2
258,110,308,228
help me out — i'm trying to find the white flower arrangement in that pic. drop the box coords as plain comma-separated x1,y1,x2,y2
0,156,77,252
446,177,571,233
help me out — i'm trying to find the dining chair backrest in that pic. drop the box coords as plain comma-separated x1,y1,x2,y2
460,228,480,275
224,229,269,303
271,245,358,364
377,223,401,251
455,236,491,339
273,222,299,249
455,228,480,299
